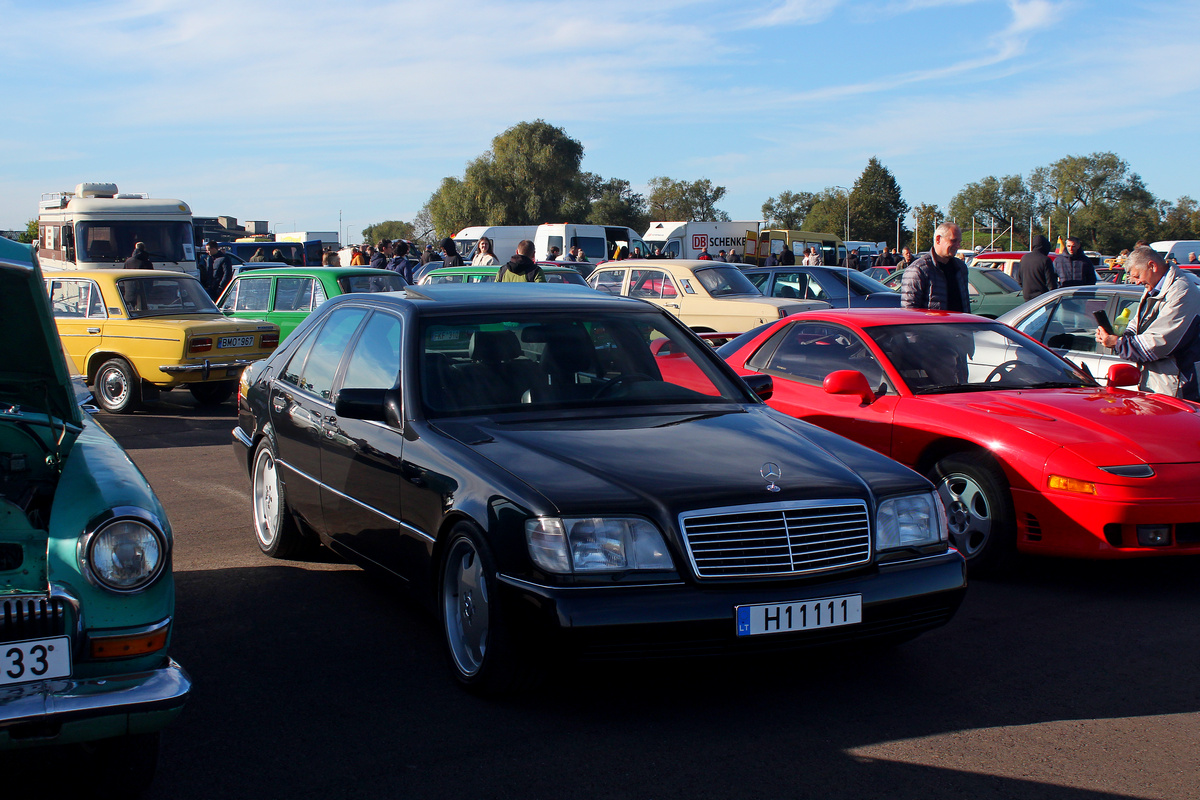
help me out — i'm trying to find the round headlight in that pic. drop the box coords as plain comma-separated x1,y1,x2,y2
86,519,166,592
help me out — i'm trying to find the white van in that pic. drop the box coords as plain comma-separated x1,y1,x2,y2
1151,240,1200,265
643,221,760,260
452,225,537,263
453,223,648,263
38,183,197,276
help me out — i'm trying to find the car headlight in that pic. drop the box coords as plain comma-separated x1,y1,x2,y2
82,516,168,593
525,516,674,574
875,492,946,551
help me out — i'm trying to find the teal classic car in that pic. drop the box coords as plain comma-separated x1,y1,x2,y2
418,263,589,285
0,238,188,791
216,266,407,340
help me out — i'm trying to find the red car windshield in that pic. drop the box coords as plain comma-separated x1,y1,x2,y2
866,322,1096,394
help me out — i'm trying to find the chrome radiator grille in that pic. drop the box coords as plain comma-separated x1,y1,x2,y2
680,500,871,578
1,595,68,643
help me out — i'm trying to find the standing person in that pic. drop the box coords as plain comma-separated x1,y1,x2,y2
900,222,969,311
322,251,341,266
576,249,589,263
896,246,916,270
547,246,562,261
727,248,741,264
440,237,465,267
387,241,417,283
350,247,367,265
801,248,817,266
1189,252,1198,264
203,241,234,299
1018,234,1058,301
566,245,580,261
873,247,896,268
715,249,728,262
496,240,545,282
1056,237,1097,287
124,242,153,270
472,236,500,267
697,248,713,260
421,244,437,265
1095,246,1200,400
370,240,390,270
778,246,796,266
843,247,862,271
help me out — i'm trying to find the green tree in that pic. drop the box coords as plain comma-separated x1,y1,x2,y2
798,188,852,240
425,120,589,236
647,177,729,221
19,219,37,244
849,157,909,247
911,203,944,253
361,220,416,244
761,191,817,230
948,175,1035,249
585,175,649,232
1028,152,1156,251
1156,196,1200,241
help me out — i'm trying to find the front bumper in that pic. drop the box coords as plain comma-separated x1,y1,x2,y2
1014,487,1200,558
0,659,191,747
498,550,966,659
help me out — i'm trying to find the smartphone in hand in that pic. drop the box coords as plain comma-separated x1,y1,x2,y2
1094,310,1114,335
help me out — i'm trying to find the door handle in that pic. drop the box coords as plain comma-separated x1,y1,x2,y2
87,327,100,334
271,396,287,413
665,303,680,309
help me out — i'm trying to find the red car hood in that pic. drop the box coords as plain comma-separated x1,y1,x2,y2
918,388,1200,465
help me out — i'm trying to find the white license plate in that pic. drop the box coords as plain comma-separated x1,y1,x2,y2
218,335,254,349
736,594,862,637
1,636,72,686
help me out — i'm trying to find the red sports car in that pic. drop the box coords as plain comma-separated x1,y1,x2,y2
720,309,1200,570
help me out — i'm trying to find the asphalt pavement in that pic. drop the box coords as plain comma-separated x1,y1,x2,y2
15,394,1200,799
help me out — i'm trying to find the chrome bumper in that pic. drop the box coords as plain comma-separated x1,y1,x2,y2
0,659,191,731
159,358,259,379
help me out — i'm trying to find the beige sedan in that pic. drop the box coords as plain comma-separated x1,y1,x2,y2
588,259,828,332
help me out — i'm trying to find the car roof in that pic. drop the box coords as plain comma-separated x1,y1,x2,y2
789,308,990,327
332,282,647,315
232,266,393,277
428,264,580,274
51,268,197,280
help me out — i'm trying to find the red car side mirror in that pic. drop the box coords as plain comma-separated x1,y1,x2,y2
823,370,875,405
1106,363,1140,390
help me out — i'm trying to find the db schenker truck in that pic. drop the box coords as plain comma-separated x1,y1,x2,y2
37,183,198,276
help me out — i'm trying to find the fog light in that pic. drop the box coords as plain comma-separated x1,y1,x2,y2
1137,525,1171,547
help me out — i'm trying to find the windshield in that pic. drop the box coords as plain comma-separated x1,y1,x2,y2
77,221,194,263
866,321,1096,394
693,266,761,297
977,269,1021,293
116,275,219,318
419,311,747,418
338,273,408,293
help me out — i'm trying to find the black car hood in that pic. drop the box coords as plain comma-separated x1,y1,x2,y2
436,405,890,515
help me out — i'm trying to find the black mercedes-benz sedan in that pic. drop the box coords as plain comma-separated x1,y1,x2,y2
232,284,965,694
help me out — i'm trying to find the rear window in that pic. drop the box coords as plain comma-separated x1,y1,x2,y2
338,273,408,293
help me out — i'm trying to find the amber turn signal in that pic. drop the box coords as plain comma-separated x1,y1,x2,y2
89,628,169,659
1047,475,1096,494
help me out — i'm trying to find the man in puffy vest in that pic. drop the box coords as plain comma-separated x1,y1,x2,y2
1055,237,1096,287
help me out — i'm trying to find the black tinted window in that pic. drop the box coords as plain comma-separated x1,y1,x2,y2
298,307,368,400
341,313,402,391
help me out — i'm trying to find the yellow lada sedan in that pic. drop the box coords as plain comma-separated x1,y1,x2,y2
44,269,279,412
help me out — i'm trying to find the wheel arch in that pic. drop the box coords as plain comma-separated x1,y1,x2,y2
86,351,136,384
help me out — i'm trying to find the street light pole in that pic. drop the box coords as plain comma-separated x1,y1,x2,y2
833,185,850,242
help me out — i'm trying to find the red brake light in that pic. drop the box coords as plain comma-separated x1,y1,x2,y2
190,337,212,352
262,332,280,349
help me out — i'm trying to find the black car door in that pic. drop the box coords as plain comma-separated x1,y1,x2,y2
319,310,414,577
268,305,369,534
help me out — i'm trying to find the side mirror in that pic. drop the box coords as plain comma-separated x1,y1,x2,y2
823,370,875,405
335,387,393,422
742,373,773,401
1106,363,1140,390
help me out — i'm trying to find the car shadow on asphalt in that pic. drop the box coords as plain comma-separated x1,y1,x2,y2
11,553,1178,799
92,395,237,450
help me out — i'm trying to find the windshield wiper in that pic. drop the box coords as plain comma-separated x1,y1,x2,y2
915,384,1004,394
1021,381,1093,389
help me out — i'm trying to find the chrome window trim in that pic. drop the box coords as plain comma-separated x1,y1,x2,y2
678,498,872,580
76,506,170,594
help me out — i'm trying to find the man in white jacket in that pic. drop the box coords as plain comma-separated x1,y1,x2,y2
1096,246,1200,401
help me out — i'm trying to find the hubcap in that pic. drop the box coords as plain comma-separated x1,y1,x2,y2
937,472,992,558
253,450,280,547
443,538,489,677
100,367,128,406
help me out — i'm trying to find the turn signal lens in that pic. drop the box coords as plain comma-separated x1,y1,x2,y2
190,337,212,353
1048,475,1096,494
89,627,169,659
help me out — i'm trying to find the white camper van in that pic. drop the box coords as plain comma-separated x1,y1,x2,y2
643,221,760,260
1151,240,1200,265
37,183,197,276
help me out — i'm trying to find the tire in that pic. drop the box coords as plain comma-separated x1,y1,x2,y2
94,358,140,413
439,523,538,696
928,452,1015,574
251,439,309,559
189,380,236,406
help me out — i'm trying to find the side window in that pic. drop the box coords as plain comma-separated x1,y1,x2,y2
761,322,885,387
47,279,93,317
590,269,626,296
1043,293,1105,354
219,281,238,311
297,307,369,400
313,280,328,306
771,272,803,299
663,241,682,259
234,278,270,311
340,313,402,392
274,277,314,312
87,282,106,317
630,269,673,299
279,326,319,388
804,274,832,302
745,272,768,290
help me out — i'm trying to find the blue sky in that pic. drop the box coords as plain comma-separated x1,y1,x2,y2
2,0,1198,242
